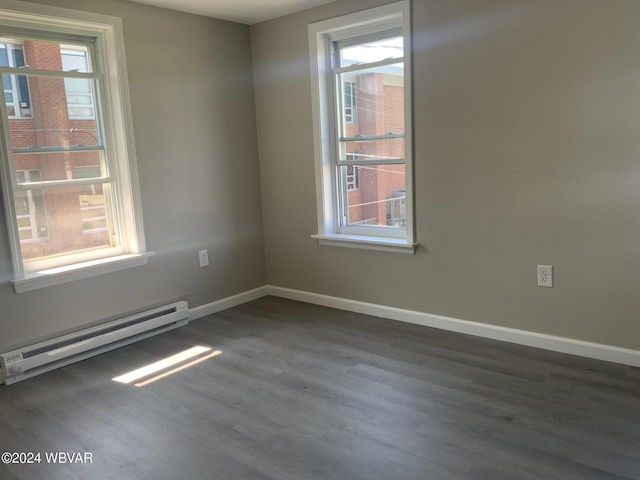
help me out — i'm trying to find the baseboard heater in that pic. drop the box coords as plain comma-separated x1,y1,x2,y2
0,301,189,385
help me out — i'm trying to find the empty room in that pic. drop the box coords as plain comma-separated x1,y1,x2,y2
0,0,639,478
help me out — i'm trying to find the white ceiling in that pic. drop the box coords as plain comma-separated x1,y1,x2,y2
126,0,337,25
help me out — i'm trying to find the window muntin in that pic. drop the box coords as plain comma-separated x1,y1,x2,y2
342,164,405,227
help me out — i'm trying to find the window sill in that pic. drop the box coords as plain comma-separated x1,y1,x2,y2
10,252,155,294
312,234,417,254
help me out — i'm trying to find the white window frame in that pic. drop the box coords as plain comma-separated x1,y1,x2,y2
0,0,151,293
308,1,416,254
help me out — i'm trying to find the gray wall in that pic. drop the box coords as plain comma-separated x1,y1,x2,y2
0,0,266,351
252,0,640,350
2,0,638,356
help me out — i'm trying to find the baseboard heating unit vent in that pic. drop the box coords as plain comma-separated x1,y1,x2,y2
0,301,189,385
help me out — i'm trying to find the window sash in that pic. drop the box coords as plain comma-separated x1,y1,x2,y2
0,27,124,276
330,33,407,236
3,58,108,186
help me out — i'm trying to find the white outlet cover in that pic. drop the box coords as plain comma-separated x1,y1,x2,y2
198,250,209,268
537,265,553,287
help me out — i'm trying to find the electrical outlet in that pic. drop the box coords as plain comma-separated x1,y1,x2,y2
537,265,553,287
198,250,209,268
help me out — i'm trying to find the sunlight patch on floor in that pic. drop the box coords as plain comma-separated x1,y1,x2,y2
112,345,221,387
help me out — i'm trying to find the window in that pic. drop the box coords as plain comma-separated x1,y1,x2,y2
15,170,46,242
0,2,149,293
76,165,108,234
61,46,95,119
344,81,356,123
309,1,415,253
346,164,359,191
1,41,31,118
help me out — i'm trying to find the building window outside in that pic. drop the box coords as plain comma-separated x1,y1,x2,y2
346,164,359,191
76,165,108,234
1,41,31,118
0,3,147,287
15,170,46,242
61,46,95,119
344,81,356,123
345,154,360,191
309,1,414,251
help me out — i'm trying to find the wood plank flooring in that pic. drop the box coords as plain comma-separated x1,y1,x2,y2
1,296,639,479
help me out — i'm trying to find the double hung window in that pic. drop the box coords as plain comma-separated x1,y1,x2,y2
309,1,415,253
0,2,148,292
60,46,95,119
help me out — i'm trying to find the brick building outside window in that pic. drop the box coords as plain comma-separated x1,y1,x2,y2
3,37,111,262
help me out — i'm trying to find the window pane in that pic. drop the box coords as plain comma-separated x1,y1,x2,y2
17,184,114,262
17,75,31,109
12,47,25,68
7,75,101,148
342,164,406,228
338,64,404,137
13,151,104,182
64,78,92,94
10,39,93,73
340,36,403,66
61,47,95,119
60,49,91,72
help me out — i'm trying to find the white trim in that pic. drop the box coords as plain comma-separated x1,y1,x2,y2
10,252,154,293
189,286,269,321
186,284,640,368
312,233,416,254
265,285,640,368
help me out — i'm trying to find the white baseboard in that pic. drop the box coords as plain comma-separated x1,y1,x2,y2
189,286,268,320
265,285,640,368
189,284,640,368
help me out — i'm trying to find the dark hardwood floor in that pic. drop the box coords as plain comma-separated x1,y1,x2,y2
1,296,639,479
